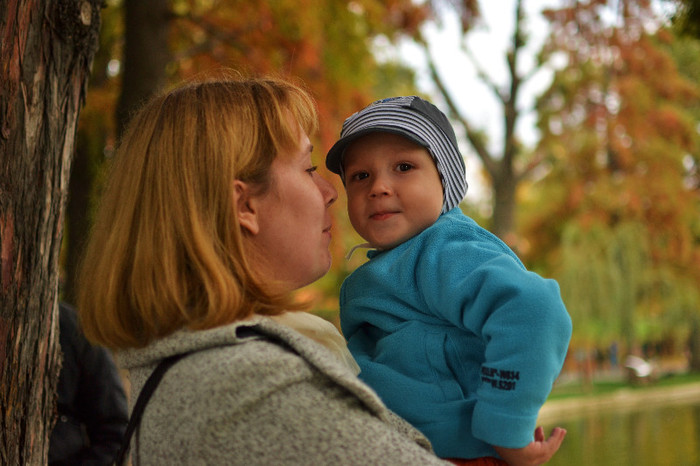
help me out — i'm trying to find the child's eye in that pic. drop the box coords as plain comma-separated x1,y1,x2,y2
397,163,414,172
306,166,318,175
350,171,369,182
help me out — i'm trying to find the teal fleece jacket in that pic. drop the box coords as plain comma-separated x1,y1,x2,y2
340,208,572,459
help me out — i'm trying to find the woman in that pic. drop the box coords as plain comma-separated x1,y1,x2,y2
77,75,448,465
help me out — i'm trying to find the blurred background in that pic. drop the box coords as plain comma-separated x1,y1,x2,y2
59,1,700,461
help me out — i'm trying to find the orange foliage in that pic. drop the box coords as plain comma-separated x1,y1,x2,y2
526,0,700,295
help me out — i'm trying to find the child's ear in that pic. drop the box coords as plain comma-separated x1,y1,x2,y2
233,180,259,235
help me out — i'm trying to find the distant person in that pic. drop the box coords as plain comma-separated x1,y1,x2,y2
77,76,450,464
325,96,573,465
49,302,128,465
609,341,619,368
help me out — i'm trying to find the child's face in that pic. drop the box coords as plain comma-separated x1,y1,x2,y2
343,132,444,250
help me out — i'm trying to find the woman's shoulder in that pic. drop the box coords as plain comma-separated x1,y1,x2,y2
118,319,316,405
130,317,361,402
128,318,446,464
159,320,323,390
175,330,316,408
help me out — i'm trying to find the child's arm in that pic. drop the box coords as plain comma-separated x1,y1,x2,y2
416,221,572,453
492,426,567,466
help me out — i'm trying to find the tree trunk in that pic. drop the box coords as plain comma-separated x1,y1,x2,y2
63,0,170,304
689,314,700,373
424,0,528,243
492,171,517,245
115,0,170,137
0,1,102,464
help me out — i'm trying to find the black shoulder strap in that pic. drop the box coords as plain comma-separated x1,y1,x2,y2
113,353,189,466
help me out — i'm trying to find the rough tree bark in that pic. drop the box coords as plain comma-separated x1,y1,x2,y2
0,1,103,464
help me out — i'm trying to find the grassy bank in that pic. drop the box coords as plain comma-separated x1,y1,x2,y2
539,371,700,425
548,371,700,401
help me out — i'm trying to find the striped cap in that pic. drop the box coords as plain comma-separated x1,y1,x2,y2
326,96,467,213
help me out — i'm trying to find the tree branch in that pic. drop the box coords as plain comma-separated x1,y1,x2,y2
503,0,526,171
516,150,547,182
425,51,499,178
461,43,506,105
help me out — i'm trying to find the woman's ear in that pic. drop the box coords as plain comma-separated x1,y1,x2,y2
233,180,259,235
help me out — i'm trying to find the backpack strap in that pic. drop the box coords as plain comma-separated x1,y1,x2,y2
113,353,189,465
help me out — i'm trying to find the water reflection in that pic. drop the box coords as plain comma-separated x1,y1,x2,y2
544,402,700,466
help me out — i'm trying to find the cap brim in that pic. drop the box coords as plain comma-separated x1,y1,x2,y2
325,127,428,175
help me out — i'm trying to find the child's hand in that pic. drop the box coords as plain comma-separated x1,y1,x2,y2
492,426,567,466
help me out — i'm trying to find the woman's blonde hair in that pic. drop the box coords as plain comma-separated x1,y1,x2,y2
78,74,318,349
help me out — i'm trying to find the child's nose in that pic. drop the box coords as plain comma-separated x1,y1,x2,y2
369,174,391,197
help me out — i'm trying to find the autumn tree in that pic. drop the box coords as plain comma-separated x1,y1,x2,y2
663,30,700,370
0,0,103,463
669,0,700,37
164,0,430,153
412,0,548,243
522,1,700,358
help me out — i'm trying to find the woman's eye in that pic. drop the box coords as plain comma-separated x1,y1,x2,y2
397,163,414,172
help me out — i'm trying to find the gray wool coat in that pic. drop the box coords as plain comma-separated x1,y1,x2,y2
118,315,450,465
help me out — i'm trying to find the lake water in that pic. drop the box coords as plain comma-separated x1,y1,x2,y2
543,400,700,466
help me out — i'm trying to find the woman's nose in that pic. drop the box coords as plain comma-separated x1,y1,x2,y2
319,175,338,207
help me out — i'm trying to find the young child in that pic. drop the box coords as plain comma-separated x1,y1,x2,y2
325,96,572,465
